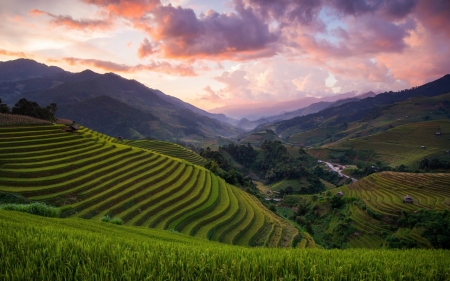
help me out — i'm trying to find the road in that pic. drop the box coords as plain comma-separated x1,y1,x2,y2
321,161,357,182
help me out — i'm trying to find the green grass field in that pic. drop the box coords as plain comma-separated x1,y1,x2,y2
1,210,449,280
310,120,450,167
125,139,207,166
287,93,450,148
0,123,298,247
332,171,450,247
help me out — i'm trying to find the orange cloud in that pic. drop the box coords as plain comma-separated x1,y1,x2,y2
83,0,160,18
62,57,196,76
29,9,112,31
0,49,30,58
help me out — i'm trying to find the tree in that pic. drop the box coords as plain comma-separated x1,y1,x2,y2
0,98,9,113
11,98,57,121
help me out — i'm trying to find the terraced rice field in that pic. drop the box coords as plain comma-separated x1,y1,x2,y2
334,171,450,247
0,123,298,247
125,139,207,166
324,120,450,166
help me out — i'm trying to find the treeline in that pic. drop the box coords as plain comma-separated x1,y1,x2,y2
313,166,352,186
392,210,450,249
219,141,325,195
419,157,450,170
199,147,259,196
0,98,57,121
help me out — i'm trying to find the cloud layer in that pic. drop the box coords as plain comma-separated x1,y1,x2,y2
0,0,449,110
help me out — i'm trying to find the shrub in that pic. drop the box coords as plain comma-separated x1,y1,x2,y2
101,215,123,225
0,202,60,217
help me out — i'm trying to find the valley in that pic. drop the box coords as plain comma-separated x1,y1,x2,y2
1,59,450,280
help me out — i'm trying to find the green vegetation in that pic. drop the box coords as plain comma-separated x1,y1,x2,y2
7,98,58,121
0,202,60,217
0,123,298,247
1,210,450,280
237,129,282,147
0,112,51,126
312,120,450,167
101,214,124,225
126,139,207,166
334,172,450,248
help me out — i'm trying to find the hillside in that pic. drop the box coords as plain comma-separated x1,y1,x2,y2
235,93,376,131
309,120,450,167
125,139,207,166
2,211,449,280
333,172,450,248
0,59,242,141
0,123,298,247
237,129,282,146
0,58,63,82
267,74,450,138
288,92,450,147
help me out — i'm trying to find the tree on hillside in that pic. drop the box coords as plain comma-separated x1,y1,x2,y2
12,98,57,121
0,98,10,113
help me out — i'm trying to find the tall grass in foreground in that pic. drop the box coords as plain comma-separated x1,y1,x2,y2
1,211,449,281
0,202,60,217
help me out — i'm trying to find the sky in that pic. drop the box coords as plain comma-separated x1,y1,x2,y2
0,0,449,111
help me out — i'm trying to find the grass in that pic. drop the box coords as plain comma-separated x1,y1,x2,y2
100,214,123,225
1,210,450,280
314,120,450,167
0,202,60,217
0,124,298,247
333,171,450,247
126,139,207,166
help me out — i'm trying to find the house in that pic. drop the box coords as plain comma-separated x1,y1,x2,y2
336,191,344,197
403,195,413,203
65,125,79,132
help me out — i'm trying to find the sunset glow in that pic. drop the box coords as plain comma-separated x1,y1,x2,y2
1,0,449,112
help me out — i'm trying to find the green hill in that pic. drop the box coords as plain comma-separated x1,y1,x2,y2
271,74,450,139
237,129,282,147
1,210,449,280
288,92,450,147
309,120,450,167
332,172,450,248
125,139,207,166
0,123,298,247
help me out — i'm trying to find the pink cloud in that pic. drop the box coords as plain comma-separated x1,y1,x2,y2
82,0,160,18
137,38,156,58
29,9,112,31
136,3,278,60
62,57,196,76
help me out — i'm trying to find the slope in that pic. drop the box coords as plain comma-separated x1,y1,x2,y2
288,92,450,147
0,58,64,82
125,139,207,166
0,123,298,247
2,211,449,280
309,120,450,167
332,172,450,248
272,74,450,138
0,59,243,141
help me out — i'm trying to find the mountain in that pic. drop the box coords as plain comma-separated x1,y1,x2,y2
234,92,377,131
209,91,360,120
0,59,243,141
270,74,450,138
0,58,64,82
